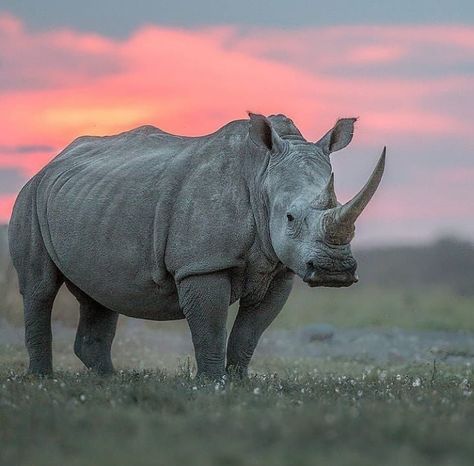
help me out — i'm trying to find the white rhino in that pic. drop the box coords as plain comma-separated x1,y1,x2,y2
9,113,385,378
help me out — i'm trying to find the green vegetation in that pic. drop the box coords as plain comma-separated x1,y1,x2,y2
2,284,474,332
1,361,473,466
276,285,474,331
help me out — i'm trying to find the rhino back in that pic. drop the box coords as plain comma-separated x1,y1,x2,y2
34,122,256,314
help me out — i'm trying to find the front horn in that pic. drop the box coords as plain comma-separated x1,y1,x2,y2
334,147,386,226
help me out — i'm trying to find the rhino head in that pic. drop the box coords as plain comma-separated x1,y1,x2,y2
248,113,385,288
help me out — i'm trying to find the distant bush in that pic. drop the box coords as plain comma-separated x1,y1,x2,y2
1,223,473,328
355,237,474,296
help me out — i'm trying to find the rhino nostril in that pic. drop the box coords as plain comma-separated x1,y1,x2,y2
306,261,314,269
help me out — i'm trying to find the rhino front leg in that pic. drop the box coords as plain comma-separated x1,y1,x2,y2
178,272,231,380
227,270,293,378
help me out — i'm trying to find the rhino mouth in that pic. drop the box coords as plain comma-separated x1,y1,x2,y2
303,267,358,288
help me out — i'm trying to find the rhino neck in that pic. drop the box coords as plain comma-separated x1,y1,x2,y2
242,139,280,267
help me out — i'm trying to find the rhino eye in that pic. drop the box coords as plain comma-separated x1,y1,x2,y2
286,213,294,222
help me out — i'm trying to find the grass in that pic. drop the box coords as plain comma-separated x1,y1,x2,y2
274,285,474,331
1,359,474,466
2,284,474,466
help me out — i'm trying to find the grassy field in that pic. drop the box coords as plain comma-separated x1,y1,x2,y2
2,282,474,466
1,360,473,466
2,284,474,333
277,285,474,331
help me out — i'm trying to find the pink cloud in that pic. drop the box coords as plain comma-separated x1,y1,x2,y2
0,13,473,241
437,167,474,183
0,194,16,222
0,148,57,175
1,15,471,146
348,44,406,64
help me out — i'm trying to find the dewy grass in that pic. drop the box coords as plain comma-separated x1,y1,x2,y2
1,361,473,466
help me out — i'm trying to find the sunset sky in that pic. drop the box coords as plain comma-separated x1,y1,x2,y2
1,1,473,245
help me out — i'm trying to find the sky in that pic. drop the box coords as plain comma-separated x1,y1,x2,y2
0,1,473,245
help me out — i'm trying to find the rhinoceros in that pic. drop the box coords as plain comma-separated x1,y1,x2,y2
9,113,385,378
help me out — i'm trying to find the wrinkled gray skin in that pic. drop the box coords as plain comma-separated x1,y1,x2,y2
9,113,385,378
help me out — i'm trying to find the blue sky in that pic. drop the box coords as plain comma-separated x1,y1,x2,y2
6,0,474,34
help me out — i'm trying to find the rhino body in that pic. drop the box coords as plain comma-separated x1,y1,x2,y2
9,113,385,378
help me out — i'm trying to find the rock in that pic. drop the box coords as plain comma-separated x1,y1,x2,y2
301,323,336,342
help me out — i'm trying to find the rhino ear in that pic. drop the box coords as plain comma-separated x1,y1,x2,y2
316,118,357,155
248,112,286,154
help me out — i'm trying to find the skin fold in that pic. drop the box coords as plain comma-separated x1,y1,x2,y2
8,113,385,379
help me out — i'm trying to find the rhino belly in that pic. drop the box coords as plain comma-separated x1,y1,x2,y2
54,234,182,320
51,231,183,320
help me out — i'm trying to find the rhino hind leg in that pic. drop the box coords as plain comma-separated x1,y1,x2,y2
8,183,64,376
17,263,61,375
22,283,62,376
66,282,118,375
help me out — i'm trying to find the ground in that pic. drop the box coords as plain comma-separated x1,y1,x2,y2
1,285,474,466
1,318,474,466
1,360,473,466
